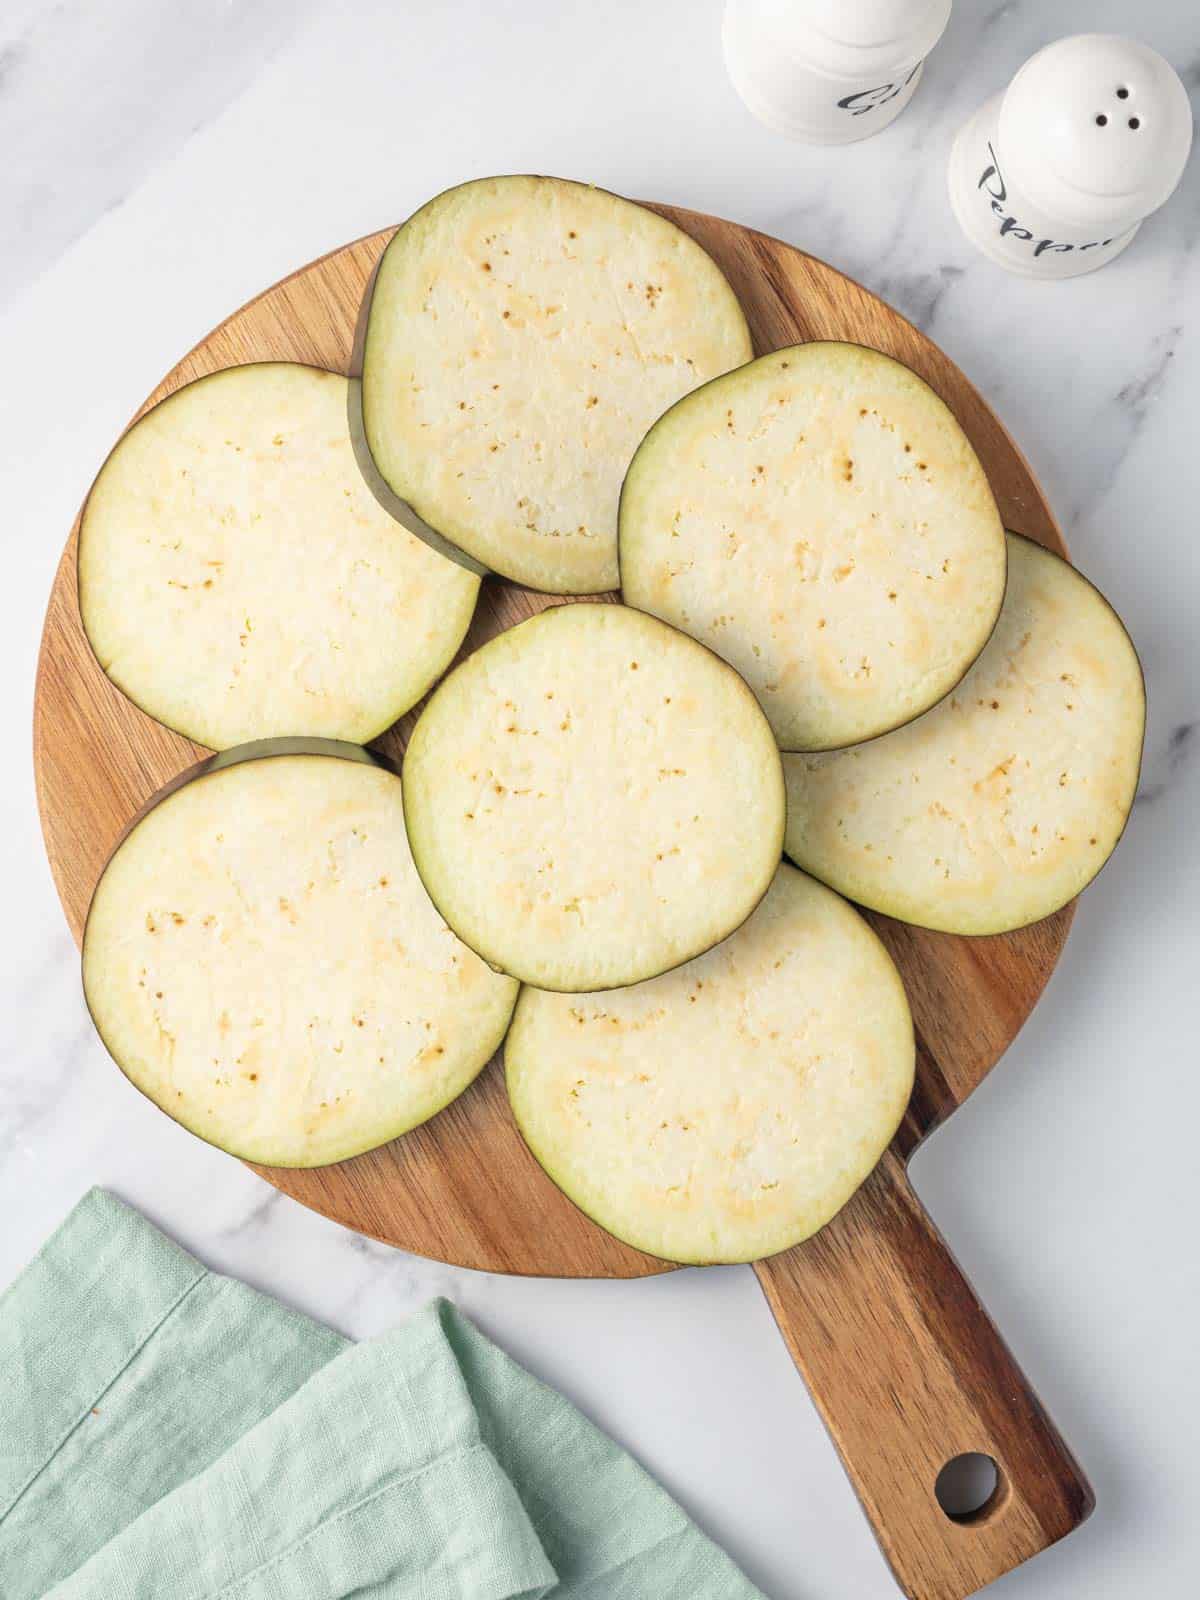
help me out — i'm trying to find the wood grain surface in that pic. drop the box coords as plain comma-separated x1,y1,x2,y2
33,203,1092,1598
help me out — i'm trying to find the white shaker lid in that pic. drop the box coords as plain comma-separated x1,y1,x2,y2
745,0,953,79
998,35,1193,233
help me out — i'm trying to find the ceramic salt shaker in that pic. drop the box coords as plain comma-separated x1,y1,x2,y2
949,34,1193,279
723,0,953,144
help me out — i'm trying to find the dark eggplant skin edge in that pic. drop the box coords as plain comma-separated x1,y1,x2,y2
617,338,1010,755
780,532,1148,937
401,601,787,995
80,738,518,1169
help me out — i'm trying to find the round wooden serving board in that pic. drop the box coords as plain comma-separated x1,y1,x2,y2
34,203,1092,1600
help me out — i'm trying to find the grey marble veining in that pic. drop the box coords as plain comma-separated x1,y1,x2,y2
1,4,1198,1598
0,0,314,306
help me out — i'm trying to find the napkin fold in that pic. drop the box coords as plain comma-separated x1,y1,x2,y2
0,1190,764,1600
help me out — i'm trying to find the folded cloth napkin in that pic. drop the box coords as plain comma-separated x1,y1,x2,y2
0,1190,764,1599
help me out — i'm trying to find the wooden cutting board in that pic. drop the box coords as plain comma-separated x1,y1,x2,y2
34,204,1093,1600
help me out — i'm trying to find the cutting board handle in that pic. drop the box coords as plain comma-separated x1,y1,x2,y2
753,1151,1093,1599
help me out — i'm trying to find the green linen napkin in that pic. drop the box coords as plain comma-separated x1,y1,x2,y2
0,1190,765,1599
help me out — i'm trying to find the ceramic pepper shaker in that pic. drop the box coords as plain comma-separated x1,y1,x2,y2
949,34,1194,279
723,0,953,145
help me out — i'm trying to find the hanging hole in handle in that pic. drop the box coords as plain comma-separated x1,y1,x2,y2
935,1453,1003,1525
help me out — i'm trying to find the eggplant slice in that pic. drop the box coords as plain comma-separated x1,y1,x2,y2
82,743,518,1167
620,342,1007,750
79,363,479,750
784,536,1145,934
362,175,752,594
402,603,785,992
506,863,914,1264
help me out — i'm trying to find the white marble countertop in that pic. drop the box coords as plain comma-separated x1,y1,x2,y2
2,3,1197,1596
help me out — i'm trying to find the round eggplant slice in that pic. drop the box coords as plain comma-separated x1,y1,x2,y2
506,863,914,1265
619,341,1007,750
82,742,518,1167
79,363,479,750
362,175,752,594
402,603,785,992
784,536,1145,935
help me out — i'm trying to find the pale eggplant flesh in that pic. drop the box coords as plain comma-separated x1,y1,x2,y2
506,863,915,1264
79,363,479,750
620,341,1008,751
402,603,785,993
362,175,753,594
82,740,518,1167
783,535,1145,935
